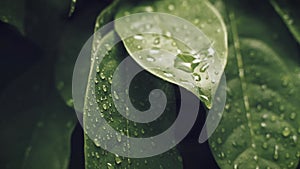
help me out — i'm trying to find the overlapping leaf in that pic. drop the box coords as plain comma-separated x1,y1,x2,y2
114,0,227,108
209,0,300,168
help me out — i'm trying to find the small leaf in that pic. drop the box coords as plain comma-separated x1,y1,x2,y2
0,60,76,169
114,0,227,108
209,0,300,168
0,0,25,34
55,0,110,107
270,0,300,44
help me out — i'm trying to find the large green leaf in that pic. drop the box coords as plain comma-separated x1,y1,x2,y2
80,1,185,167
270,0,300,44
209,0,300,168
83,30,183,169
114,0,227,108
0,60,76,169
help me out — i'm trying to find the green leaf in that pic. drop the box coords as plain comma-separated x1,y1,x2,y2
0,60,76,169
0,0,25,34
81,1,184,166
84,30,183,169
270,0,300,44
54,0,110,107
209,0,300,168
114,0,227,108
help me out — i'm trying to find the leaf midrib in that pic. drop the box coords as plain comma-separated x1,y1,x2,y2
227,6,256,148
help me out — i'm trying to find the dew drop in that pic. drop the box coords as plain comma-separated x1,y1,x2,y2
144,6,153,12
200,63,210,72
94,78,99,84
290,112,296,120
296,151,300,158
163,71,174,77
153,37,160,45
100,72,105,80
288,161,294,168
168,4,175,11
279,105,285,112
260,122,267,128
282,127,291,137
262,142,268,149
133,34,144,40
102,85,107,92
192,73,201,81
164,31,172,38
96,66,100,73
102,103,107,110
116,134,122,142
107,162,114,169
115,155,122,164
217,137,223,144
273,145,279,160
113,91,119,100
146,56,155,62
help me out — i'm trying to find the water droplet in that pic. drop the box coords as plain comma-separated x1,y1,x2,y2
146,56,155,62
290,112,296,120
174,52,199,72
163,71,174,77
168,4,175,11
296,151,300,158
292,135,297,143
286,152,290,159
231,141,237,147
262,142,268,149
94,78,99,84
137,45,142,49
192,73,201,81
219,152,225,158
144,6,153,12
102,103,107,110
153,37,160,45
279,105,285,112
200,63,210,72
282,127,291,137
113,91,119,100
133,34,144,40
102,85,107,92
273,145,279,160
104,43,111,51
260,122,267,128
217,137,223,144
164,31,172,38
256,104,262,111
288,161,294,168
115,155,122,164
107,162,114,169
100,72,105,79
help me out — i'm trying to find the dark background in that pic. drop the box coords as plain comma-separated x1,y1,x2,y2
0,0,219,168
